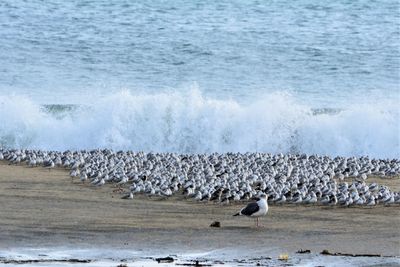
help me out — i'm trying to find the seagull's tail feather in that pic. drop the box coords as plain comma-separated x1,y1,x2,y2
233,212,240,216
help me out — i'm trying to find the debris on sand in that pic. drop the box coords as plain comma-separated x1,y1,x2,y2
296,249,311,254
320,249,381,257
176,260,212,266
155,256,175,263
210,221,221,227
0,259,92,264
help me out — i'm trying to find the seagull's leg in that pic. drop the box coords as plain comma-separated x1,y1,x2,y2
256,217,259,227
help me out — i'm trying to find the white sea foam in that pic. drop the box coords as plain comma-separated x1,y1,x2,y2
0,89,399,158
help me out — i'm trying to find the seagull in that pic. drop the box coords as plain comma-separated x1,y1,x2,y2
366,196,376,207
94,178,105,187
121,192,133,199
233,194,268,227
80,172,88,183
44,160,55,171
275,195,286,204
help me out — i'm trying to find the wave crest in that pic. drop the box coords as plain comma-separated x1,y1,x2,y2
0,90,399,158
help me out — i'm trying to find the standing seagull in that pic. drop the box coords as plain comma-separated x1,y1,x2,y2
233,194,269,227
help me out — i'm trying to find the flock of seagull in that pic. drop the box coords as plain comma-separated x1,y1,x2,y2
1,148,399,207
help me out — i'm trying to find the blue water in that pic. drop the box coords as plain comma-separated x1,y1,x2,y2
0,1,399,157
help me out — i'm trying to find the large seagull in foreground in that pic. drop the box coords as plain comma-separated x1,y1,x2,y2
233,194,269,227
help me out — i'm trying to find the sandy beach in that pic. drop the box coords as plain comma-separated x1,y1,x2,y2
1,0,400,266
0,161,399,266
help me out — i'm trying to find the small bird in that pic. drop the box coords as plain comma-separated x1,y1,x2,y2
94,178,105,187
233,194,268,227
275,195,286,204
121,192,133,199
366,196,376,207
80,172,88,183
44,160,55,171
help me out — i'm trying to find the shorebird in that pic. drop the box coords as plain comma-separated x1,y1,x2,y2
366,196,376,207
95,178,105,187
121,192,133,199
44,160,55,171
233,194,268,227
0,149,399,208
28,157,37,167
305,192,317,204
275,195,286,204
80,172,88,183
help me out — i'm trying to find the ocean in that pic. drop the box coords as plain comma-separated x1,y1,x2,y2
0,0,399,157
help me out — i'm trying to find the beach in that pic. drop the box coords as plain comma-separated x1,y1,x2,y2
1,1,399,266
0,161,399,266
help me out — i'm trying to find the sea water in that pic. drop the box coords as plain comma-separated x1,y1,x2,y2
0,247,399,267
0,0,399,157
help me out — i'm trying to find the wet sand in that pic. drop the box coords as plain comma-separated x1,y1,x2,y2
0,161,399,265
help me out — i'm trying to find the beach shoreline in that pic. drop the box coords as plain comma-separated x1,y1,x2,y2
0,161,399,266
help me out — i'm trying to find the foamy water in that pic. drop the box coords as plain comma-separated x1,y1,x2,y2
0,247,398,267
0,89,398,158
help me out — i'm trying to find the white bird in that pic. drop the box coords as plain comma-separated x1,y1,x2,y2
305,192,317,204
320,195,330,205
233,194,268,227
384,194,394,205
366,196,376,206
94,178,105,187
44,160,55,171
121,192,133,199
275,195,286,204
80,172,88,183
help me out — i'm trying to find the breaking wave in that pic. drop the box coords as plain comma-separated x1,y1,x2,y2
0,89,399,158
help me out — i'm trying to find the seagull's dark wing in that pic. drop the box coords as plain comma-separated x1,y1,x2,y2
240,202,259,216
